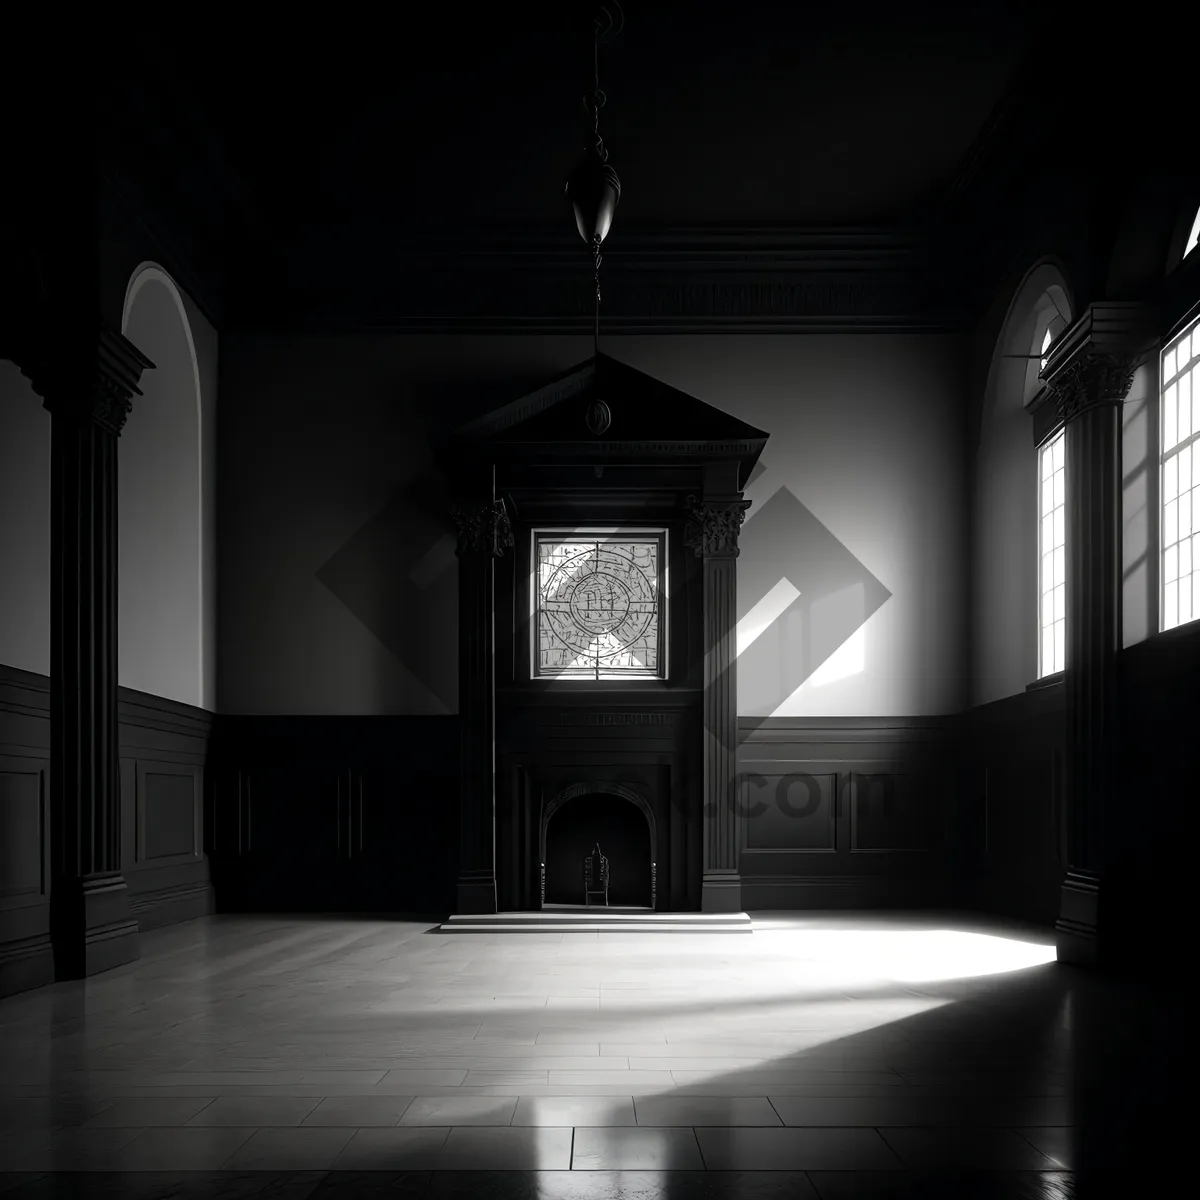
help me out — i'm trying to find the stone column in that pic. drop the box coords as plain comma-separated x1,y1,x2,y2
30,320,154,979
450,490,513,914
1042,304,1148,966
685,484,751,913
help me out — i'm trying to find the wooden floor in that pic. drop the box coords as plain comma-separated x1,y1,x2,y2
0,910,1182,1197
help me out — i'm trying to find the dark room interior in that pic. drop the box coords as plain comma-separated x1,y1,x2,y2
0,1,1193,1195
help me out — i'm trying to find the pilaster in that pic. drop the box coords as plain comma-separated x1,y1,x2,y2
450,489,512,914
28,319,154,979
1038,302,1152,966
685,484,751,913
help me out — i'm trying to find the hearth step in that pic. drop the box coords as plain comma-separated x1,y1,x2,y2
433,910,753,933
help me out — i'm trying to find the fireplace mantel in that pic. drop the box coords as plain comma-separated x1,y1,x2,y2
437,352,768,914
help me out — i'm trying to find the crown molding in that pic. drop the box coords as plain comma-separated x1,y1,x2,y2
226,223,957,334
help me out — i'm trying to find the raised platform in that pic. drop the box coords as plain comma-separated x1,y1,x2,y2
434,907,754,933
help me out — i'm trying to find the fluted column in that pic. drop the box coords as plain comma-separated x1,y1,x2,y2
29,320,154,979
450,490,512,914
686,489,751,913
1041,305,1148,966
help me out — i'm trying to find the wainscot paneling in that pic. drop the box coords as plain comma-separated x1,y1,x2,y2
0,665,215,995
118,687,215,931
954,679,1066,926
0,666,53,994
736,717,954,909
209,716,459,915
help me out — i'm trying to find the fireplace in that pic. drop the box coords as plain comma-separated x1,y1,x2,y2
444,351,766,914
541,783,657,909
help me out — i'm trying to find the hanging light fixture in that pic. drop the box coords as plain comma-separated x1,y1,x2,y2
565,2,623,355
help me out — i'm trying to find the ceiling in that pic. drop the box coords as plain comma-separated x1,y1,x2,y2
131,1,1043,231
100,0,1055,328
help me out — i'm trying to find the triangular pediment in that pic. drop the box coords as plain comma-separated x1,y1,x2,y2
450,353,768,482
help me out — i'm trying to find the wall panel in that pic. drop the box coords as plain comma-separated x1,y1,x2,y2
736,717,953,909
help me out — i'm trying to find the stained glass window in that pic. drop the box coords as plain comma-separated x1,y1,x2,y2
534,532,665,678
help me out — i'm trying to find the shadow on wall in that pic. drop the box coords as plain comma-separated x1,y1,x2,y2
316,465,894,726
735,484,891,721
316,471,459,714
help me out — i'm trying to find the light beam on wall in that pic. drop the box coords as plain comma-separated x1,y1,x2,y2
736,577,801,656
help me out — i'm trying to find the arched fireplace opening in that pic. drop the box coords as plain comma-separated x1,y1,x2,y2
541,784,657,909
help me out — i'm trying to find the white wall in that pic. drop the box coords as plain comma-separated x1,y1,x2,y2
619,336,967,717
218,332,968,717
119,265,217,710
0,361,50,675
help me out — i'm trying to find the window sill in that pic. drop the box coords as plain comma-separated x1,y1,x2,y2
1026,671,1064,693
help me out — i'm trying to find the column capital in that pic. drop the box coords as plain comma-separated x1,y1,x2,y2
684,495,751,558
1040,301,1155,426
33,318,154,436
450,498,514,559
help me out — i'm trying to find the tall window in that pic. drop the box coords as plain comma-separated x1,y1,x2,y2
533,530,666,679
1162,318,1200,630
1039,430,1066,675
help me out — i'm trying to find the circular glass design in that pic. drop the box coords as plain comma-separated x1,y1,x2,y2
538,540,659,673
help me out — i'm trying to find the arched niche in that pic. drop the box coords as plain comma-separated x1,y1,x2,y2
540,782,658,909
971,260,1074,706
119,264,204,708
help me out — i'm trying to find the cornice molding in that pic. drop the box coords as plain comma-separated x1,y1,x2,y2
228,226,955,333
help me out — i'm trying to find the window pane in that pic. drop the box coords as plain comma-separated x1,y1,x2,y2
1041,589,1053,626
1165,383,1178,449
1165,454,1178,502
1181,489,1194,540
1181,377,1193,442
1165,543,1178,583
1181,581,1194,624
1180,445,1193,493
1166,498,1178,546
1041,513,1054,552
1053,582,1065,622
1180,535,1192,582
1164,347,1177,382
1053,545,1065,588
1053,467,1065,509
1165,580,1178,628
1042,627,1054,674
1053,620,1065,672
1042,445,1054,481
1041,475,1054,516
1180,331,1192,366
1053,434,1064,473
1053,505,1065,549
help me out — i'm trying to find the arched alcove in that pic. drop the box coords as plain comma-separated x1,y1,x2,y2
119,264,204,708
541,782,657,909
972,260,1074,705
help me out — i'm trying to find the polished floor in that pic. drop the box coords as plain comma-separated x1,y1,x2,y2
0,910,1182,1197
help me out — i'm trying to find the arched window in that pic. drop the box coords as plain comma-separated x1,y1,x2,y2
1040,326,1054,372
1185,206,1200,260
1162,317,1199,630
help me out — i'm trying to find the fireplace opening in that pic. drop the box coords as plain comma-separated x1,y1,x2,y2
543,791,653,908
